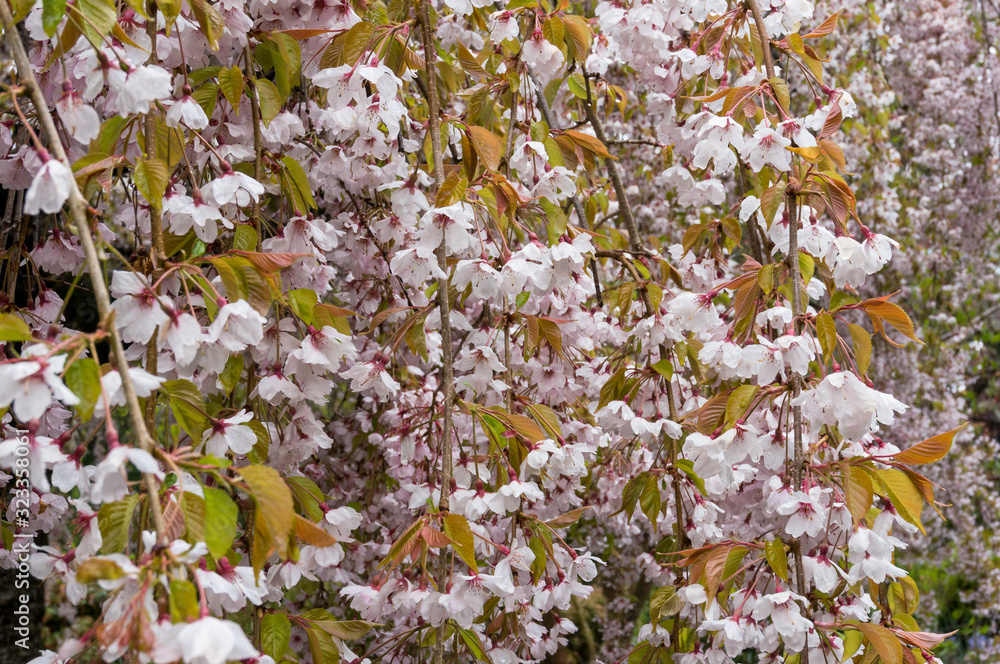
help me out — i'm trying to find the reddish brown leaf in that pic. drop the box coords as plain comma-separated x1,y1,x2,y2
892,424,967,465
231,251,310,273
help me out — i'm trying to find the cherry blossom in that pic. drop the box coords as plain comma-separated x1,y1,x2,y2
24,153,73,215
0,0,971,662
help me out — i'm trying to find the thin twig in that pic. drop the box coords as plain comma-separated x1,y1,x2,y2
582,76,641,251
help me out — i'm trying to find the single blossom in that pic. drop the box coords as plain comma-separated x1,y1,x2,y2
0,351,79,422
25,153,73,215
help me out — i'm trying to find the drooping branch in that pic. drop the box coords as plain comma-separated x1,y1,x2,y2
786,187,808,602
418,0,454,512
144,2,166,265
418,7,456,660
530,73,604,304
0,2,167,542
582,81,641,252
245,42,265,251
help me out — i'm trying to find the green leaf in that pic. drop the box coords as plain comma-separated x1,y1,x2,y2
528,536,546,583
180,492,206,543
404,314,428,362
650,358,674,381
134,158,169,211
289,288,319,325
219,353,243,395
541,198,567,243
169,579,200,622
648,586,683,624
457,626,490,661
757,264,774,294
279,155,317,212
0,313,32,342
640,476,662,530
566,72,588,100
340,21,375,66
98,494,140,554
435,170,468,207
162,379,210,440
620,473,648,519
725,384,759,425
76,558,125,583
761,182,786,227
218,65,245,112
262,34,302,100
261,612,291,661
844,463,874,528
798,250,815,285
848,323,872,375
527,403,562,439
255,79,282,126
442,513,478,572
764,539,788,581
849,622,903,664
817,311,836,359
238,465,295,570
305,624,341,664
769,77,790,112
254,35,296,100
247,419,271,464
65,357,101,420
312,619,379,640
42,0,67,37
675,458,706,495
203,486,239,559
188,0,224,50
156,0,181,24
842,628,863,660
76,0,116,47
286,476,325,522
234,225,258,252
191,82,218,119
93,116,128,155
188,66,223,87
153,118,186,172
231,257,273,316
878,468,925,533
829,290,857,311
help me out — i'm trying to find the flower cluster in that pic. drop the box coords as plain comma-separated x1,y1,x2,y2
0,0,966,662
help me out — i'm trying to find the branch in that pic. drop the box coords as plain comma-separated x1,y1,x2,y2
245,42,265,252
582,84,641,252
606,138,663,148
0,2,168,542
415,16,456,664
418,0,454,512
530,73,603,305
745,0,776,80
786,189,807,601
144,3,166,265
